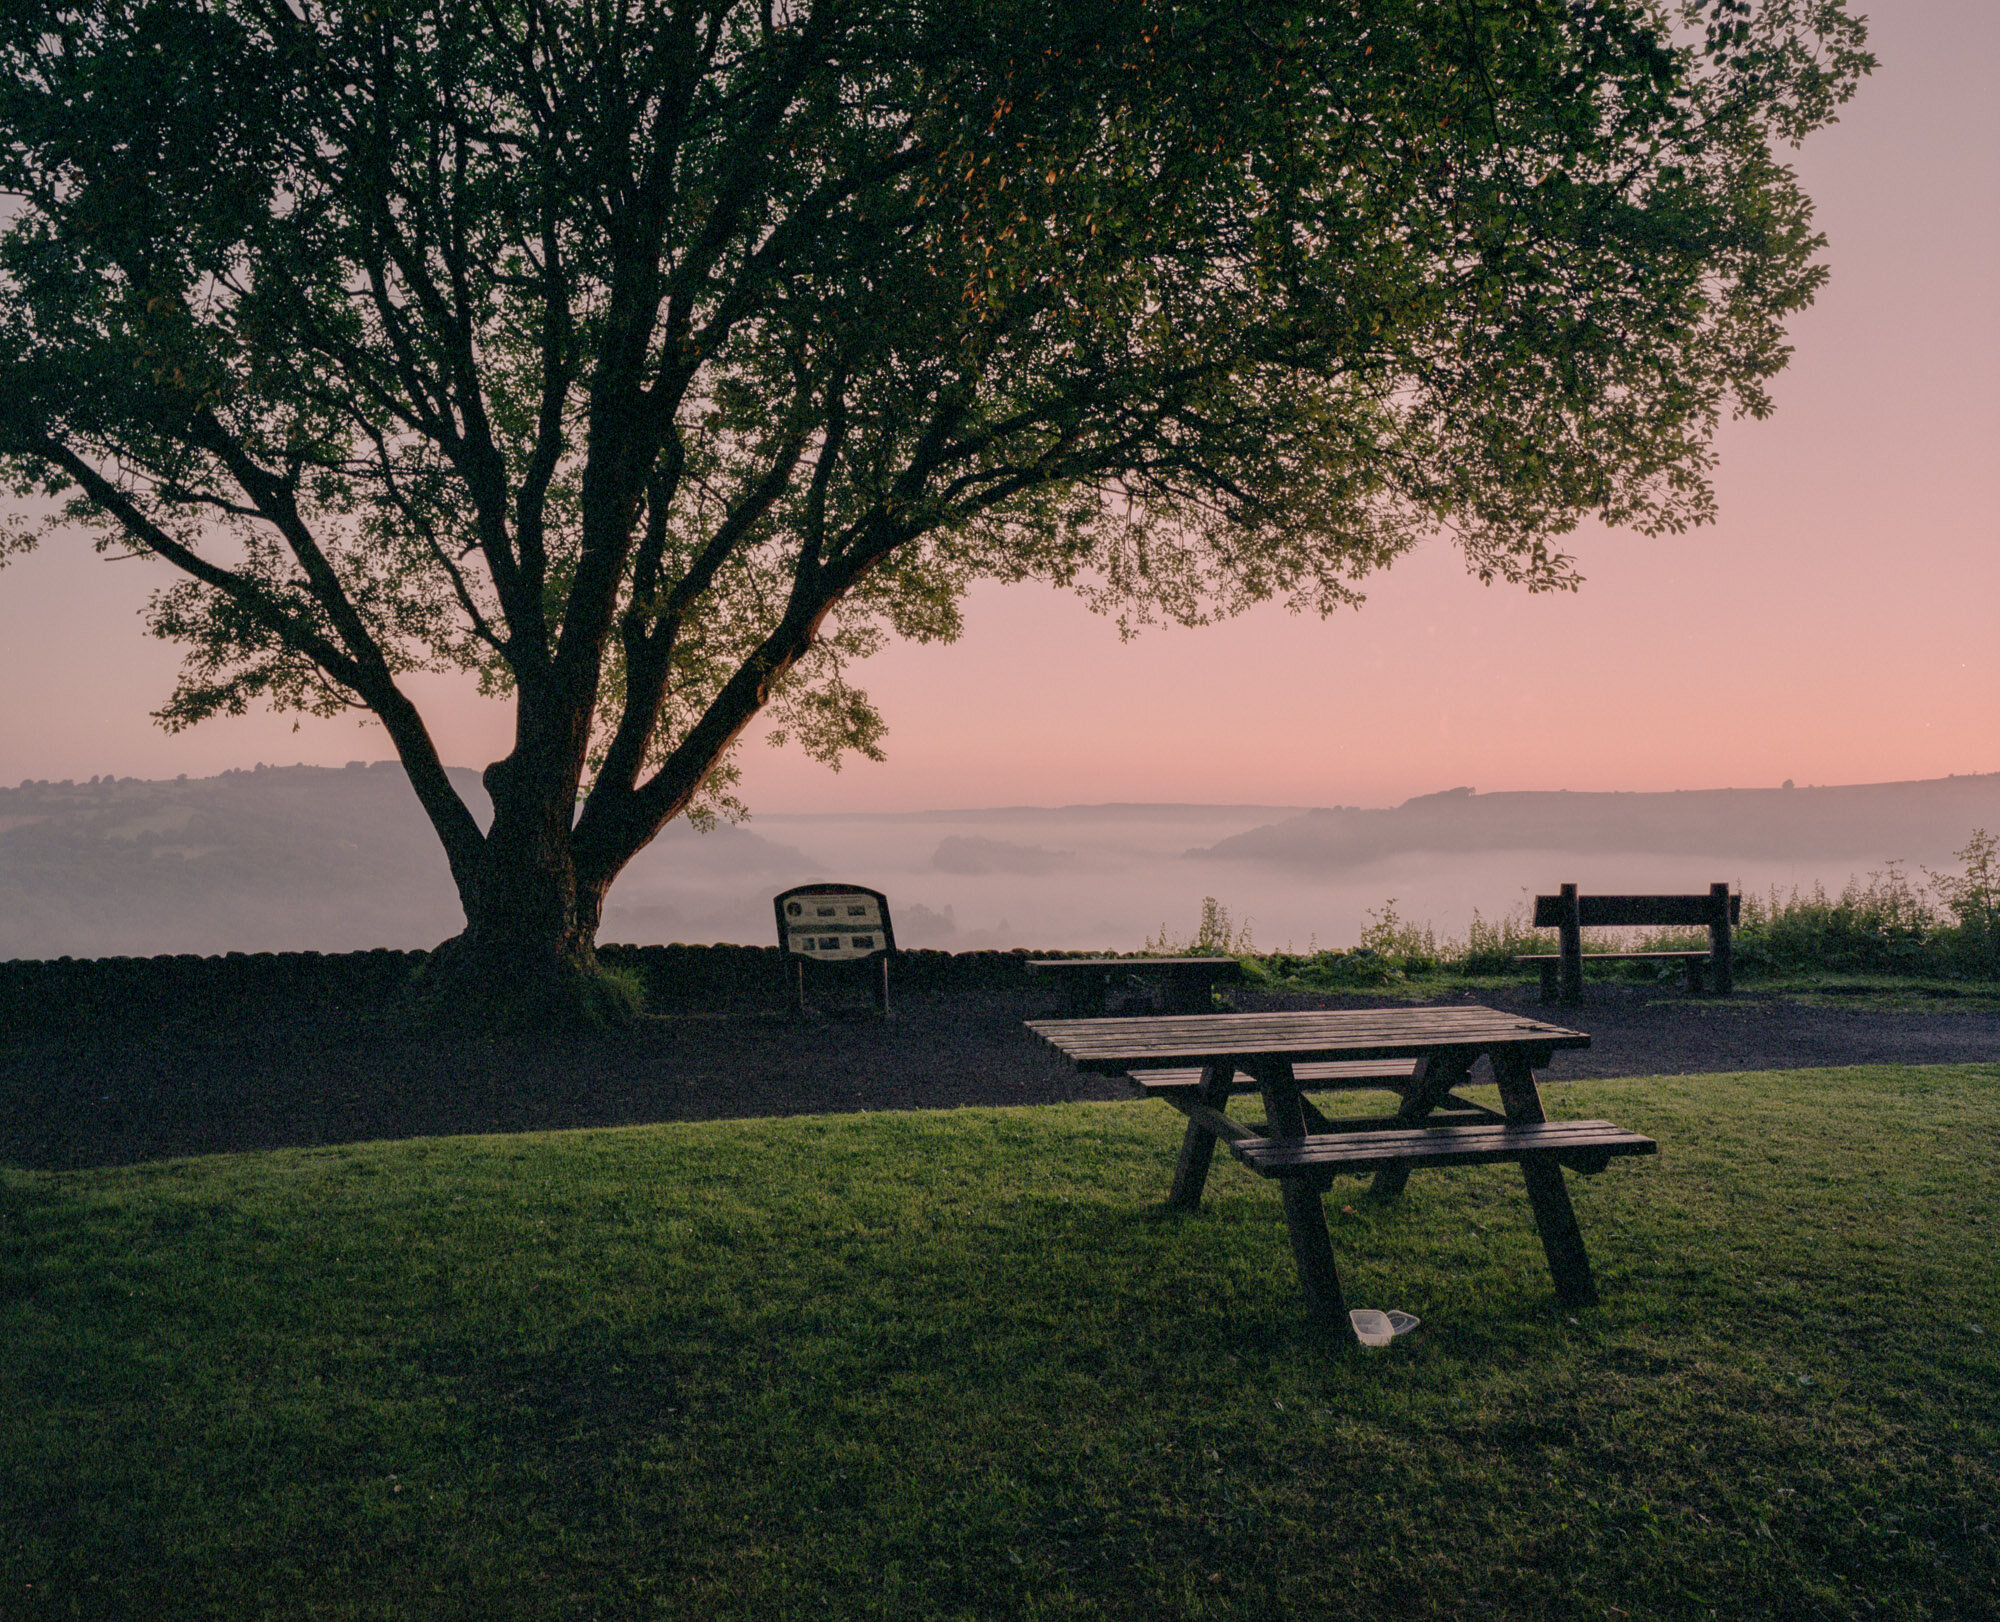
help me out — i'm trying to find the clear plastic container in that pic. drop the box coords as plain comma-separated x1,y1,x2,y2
1349,1309,1421,1346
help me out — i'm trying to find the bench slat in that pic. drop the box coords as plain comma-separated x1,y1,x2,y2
1512,951,1708,962
1532,893,1742,928
1026,957,1244,974
1231,1120,1656,1177
1128,1058,1420,1094
1155,1096,1260,1145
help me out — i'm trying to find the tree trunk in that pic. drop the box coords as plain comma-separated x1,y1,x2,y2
411,742,639,1029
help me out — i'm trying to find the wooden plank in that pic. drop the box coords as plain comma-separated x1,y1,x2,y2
1532,892,1743,928
1167,1063,1236,1211
1494,1049,1599,1306
1257,1059,1310,1140
1438,1092,1509,1123
1279,1178,1349,1325
1232,1120,1657,1175
1236,1118,1656,1162
1156,1090,1258,1145
1294,1058,1420,1085
1276,1108,1501,1136
1126,1068,1209,1090
1025,957,1244,974
1128,1058,1420,1096
1558,882,1584,1003
1512,951,1708,962
1371,1049,1472,1200
1028,1006,1589,1073
1709,881,1735,996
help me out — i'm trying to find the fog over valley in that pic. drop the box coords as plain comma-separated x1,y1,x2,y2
3,765,1995,960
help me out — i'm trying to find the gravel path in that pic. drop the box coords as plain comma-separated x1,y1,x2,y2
4,983,1998,1171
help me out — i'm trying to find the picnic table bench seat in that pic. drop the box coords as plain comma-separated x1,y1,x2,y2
1126,1057,1419,1093
1229,1119,1657,1185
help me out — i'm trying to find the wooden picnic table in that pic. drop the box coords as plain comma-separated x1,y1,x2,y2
1024,955,1243,1016
1025,1005,1656,1341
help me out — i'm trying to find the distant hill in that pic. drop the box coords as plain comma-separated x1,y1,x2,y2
0,762,813,958
1193,776,2000,869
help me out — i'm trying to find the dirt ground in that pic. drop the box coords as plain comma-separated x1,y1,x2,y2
5,982,1999,1171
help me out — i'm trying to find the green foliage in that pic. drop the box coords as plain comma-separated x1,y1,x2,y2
1357,897,1441,972
1225,833,2000,991
1930,828,2000,978
1144,895,1256,957
3,1064,1994,1618
1734,835,2000,982
1459,905,1556,974
0,0,1875,974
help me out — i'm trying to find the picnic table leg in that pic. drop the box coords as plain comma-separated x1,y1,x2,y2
1279,1179,1349,1324
1166,1062,1235,1212
1492,1051,1599,1308
1369,1052,1473,1201
1251,1060,1352,1327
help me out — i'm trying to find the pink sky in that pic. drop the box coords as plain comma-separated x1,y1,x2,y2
2,3,1993,812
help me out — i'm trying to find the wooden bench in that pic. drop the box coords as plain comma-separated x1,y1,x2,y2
1026,956,1243,1016
1230,1120,1657,1185
1515,882,1740,1003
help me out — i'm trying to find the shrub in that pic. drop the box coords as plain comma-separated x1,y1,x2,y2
1208,831,2000,991
1929,829,2000,978
1144,896,1256,956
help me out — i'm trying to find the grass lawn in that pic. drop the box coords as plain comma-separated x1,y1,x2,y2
4,1065,1996,1620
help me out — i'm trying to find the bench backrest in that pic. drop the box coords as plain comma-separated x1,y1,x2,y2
1532,891,1741,929
774,883,896,962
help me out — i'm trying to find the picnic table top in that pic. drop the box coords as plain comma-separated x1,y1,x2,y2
1024,955,1243,971
1026,1005,1589,1074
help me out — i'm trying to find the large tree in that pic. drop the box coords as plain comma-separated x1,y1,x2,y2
0,0,1868,1019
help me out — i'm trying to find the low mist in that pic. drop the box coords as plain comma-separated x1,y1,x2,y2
4,766,1995,960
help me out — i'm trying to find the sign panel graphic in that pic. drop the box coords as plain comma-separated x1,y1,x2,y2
774,883,894,962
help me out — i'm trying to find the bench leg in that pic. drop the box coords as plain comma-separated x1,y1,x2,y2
1685,957,1705,995
1518,1154,1599,1307
1166,1063,1235,1212
1538,961,1559,1003
1370,1052,1473,1201
1278,1179,1349,1325
1558,889,1584,1002
1493,1051,1599,1307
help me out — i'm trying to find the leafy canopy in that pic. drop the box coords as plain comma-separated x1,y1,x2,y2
0,0,1870,886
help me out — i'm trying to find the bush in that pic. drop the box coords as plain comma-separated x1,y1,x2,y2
1144,896,1256,956
1215,830,2000,992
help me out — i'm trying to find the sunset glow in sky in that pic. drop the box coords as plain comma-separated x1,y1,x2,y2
1,3,1993,812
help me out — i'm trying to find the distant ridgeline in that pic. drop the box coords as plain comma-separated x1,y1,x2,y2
0,762,488,959
0,761,820,959
1194,777,2000,869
